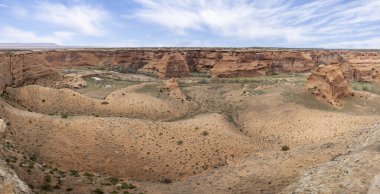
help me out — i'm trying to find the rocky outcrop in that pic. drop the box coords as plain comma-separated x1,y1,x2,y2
0,119,6,134
144,53,190,78
282,121,380,194
163,78,187,99
0,54,13,92
0,160,31,194
306,64,352,106
210,51,314,77
0,119,30,193
341,51,380,82
0,52,60,92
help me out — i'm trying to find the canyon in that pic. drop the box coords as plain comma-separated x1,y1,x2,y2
0,48,380,193
1,48,380,92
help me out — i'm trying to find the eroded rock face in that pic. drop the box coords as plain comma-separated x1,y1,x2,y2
0,119,6,133
0,52,61,92
282,121,380,194
2,49,380,92
341,51,380,82
306,64,352,106
210,51,315,77
148,53,190,78
0,160,31,194
163,78,187,99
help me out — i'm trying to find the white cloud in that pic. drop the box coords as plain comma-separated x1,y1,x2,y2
0,26,72,44
10,4,28,19
53,31,75,40
0,3,6,8
35,2,110,36
132,0,380,48
322,38,380,49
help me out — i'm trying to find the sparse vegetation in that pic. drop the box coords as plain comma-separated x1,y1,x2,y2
69,170,80,177
201,131,209,136
84,172,94,181
4,51,14,56
4,49,380,194
101,101,109,105
30,154,37,161
44,175,52,183
160,178,173,184
93,188,104,194
281,145,290,151
191,72,211,78
61,114,69,119
0,92,11,100
350,81,377,93
41,183,52,191
109,176,119,185
121,183,136,190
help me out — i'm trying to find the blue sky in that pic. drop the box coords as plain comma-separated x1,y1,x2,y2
1,0,380,48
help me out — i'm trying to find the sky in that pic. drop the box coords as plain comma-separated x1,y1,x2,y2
1,0,380,48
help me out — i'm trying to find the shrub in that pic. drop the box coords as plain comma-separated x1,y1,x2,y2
84,172,94,181
198,79,209,84
281,145,290,151
69,170,80,177
41,183,52,191
121,183,130,189
44,175,51,183
177,140,184,145
109,176,119,185
122,183,136,190
4,51,13,56
61,114,69,119
30,154,37,161
201,131,209,136
101,101,109,105
160,178,173,184
93,188,104,194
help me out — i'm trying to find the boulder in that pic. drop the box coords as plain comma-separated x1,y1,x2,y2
0,119,5,133
0,160,32,194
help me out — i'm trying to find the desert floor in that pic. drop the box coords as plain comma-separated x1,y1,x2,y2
1,68,380,194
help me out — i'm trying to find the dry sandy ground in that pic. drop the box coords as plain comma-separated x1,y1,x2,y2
1,72,380,193
5,82,192,121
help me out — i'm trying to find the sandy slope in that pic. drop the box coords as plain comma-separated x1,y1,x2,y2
1,75,380,193
0,98,255,181
6,82,192,121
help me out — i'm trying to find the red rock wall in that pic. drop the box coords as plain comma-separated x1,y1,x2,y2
1,49,380,92
0,54,12,92
0,52,59,92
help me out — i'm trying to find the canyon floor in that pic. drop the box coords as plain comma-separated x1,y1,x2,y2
1,67,380,194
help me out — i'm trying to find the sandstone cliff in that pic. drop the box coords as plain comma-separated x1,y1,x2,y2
0,52,60,92
306,64,352,106
1,49,380,92
210,51,314,77
145,53,190,78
